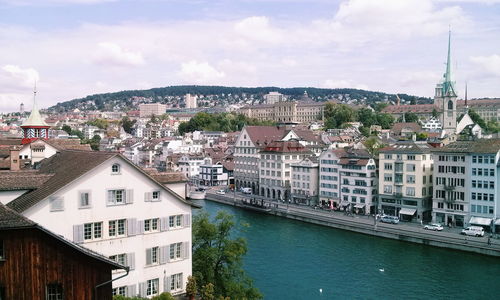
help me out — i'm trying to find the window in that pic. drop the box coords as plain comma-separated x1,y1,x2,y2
147,278,159,296
406,164,416,172
112,286,127,296
144,218,159,233
49,196,64,212
112,163,121,174
170,273,183,292
383,185,392,194
152,191,160,201
406,175,415,184
384,163,392,170
406,187,415,196
407,155,415,160
109,219,126,237
79,191,91,208
108,189,125,205
170,242,182,260
46,284,63,300
110,253,127,266
84,222,102,240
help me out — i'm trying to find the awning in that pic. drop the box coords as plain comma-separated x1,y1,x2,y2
469,216,493,226
495,219,500,225
341,201,350,207
399,208,417,215
354,203,365,209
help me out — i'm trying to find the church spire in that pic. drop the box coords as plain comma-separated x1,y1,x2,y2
21,82,50,144
442,30,456,97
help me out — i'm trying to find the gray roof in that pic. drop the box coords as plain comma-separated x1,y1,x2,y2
431,139,500,154
379,141,433,154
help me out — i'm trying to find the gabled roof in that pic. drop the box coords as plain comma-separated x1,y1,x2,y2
379,141,432,154
391,122,422,135
244,126,286,148
0,204,125,270
0,171,53,191
382,104,437,114
7,150,197,213
431,139,500,154
261,140,312,154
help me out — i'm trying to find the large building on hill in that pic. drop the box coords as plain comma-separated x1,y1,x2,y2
239,100,334,124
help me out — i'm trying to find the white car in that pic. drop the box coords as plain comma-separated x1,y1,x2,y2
216,190,226,195
461,226,485,237
423,223,443,231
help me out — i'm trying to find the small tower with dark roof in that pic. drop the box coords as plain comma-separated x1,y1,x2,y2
21,85,50,145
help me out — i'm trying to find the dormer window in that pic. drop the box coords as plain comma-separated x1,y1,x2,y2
112,163,121,174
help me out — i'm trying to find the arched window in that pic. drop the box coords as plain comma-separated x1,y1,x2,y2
111,163,121,174
448,100,453,110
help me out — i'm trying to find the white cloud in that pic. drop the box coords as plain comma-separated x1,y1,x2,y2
470,54,500,76
92,42,145,67
323,79,368,90
0,65,39,93
234,16,283,45
178,61,225,84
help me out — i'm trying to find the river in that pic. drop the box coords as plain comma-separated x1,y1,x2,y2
194,200,500,300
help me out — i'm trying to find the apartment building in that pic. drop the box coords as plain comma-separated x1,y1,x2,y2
318,149,344,208
199,158,228,186
432,139,500,231
4,150,194,297
178,155,204,178
291,156,319,206
139,103,167,118
259,140,313,201
378,142,434,222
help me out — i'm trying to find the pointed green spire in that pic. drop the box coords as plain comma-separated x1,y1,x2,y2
442,30,456,97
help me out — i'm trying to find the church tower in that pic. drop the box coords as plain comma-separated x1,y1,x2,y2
21,86,50,144
434,31,457,134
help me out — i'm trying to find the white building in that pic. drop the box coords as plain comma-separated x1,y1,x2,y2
3,150,194,297
184,94,198,109
264,92,285,105
199,158,228,186
139,103,167,118
291,157,319,206
318,148,344,208
422,117,442,131
178,154,204,178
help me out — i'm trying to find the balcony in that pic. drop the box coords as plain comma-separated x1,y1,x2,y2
444,185,455,191
394,181,404,186
394,192,403,198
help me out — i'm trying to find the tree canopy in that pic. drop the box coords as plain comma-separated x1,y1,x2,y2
178,113,274,135
192,211,262,300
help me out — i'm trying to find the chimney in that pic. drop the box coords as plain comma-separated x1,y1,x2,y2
10,147,20,171
412,133,417,142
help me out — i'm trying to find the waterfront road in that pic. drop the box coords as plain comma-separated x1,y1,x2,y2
204,190,500,255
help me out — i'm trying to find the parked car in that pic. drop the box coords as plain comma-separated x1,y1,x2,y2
424,223,443,231
241,187,252,194
461,226,485,237
216,189,226,195
380,215,399,224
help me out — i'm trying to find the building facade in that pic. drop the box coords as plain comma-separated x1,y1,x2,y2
239,101,330,124
199,158,228,186
291,157,319,206
139,103,167,118
378,142,434,222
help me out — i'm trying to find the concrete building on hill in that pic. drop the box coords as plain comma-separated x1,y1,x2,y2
139,103,166,118
239,101,333,124
264,92,285,105
184,94,198,109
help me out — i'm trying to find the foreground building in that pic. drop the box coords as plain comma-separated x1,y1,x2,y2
3,150,194,297
432,139,500,231
378,142,434,222
291,156,319,205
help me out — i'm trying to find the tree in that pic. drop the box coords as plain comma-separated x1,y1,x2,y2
88,134,101,151
399,112,419,123
432,108,440,118
201,283,215,300
193,211,262,300
71,129,84,140
121,116,136,134
186,275,198,300
375,113,394,129
62,124,72,135
357,108,377,127
363,137,384,158
373,102,388,112
468,109,487,130
416,132,428,141
87,118,109,129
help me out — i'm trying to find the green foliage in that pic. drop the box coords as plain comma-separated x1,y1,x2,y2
359,126,370,137
186,275,198,297
151,292,175,300
416,132,428,141
201,283,215,300
486,121,500,134
62,124,72,135
376,113,395,129
71,129,84,140
178,112,274,135
373,102,389,112
193,211,262,300
112,296,146,300
363,137,384,158
432,108,440,118
399,112,419,123
324,104,357,129
121,116,136,134
87,118,109,129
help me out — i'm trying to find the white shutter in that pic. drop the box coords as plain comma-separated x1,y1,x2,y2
160,217,169,231
144,192,151,202
146,248,152,265
159,246,168,264
164,276,171,293
126,189,134,204
166,244,171,263
127,218,137,236
138,282,146,297
127,252,135,270
138,220,145,235
50,196,64,211
107,190,114,204
73,224,84,243
183,214,191,227
180,273,184,290
127,284,136,297
183,241,190,259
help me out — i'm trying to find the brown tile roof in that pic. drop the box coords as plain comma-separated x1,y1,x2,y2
382,104,437,114
0,171,53,191
261,140,312,154
338,158,370,166
0,138,22,146
143,168,188,183
0,203,35,229
391,122,422,135
457,99,500,108
221,160,234,171
244,126,286,148
46,139,92,151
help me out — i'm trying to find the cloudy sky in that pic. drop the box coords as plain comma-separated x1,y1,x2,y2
1,0,499,113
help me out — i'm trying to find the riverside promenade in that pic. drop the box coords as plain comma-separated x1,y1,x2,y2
204,190,500,257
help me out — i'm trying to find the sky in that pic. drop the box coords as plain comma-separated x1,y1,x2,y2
1,0,500,113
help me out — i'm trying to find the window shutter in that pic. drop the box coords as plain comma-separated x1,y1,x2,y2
183,214,191,227
126,189,134,204
138,282,146,297
127,284,136,297
144,192,151,202
183,241,190,259
166,244,171,263
79,192,85,207
73,224,84,243
127,218,137,236
50,196,64,211
138,220,145,235
164,276,171,293
180,273,184,290
146,248,152,265
160,217,169,231
107,190,113,204
127,252,135,270
159,245,168,264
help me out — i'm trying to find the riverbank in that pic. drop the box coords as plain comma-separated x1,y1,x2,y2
205,192,500,257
